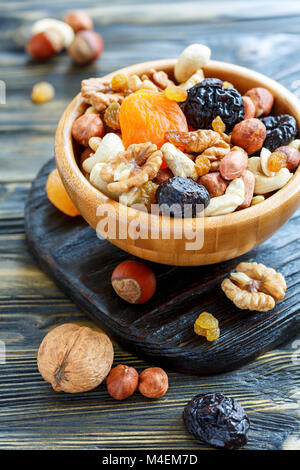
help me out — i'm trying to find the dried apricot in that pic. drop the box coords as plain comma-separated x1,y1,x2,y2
119,89,188,149
267,150,287,173
46,169,80,217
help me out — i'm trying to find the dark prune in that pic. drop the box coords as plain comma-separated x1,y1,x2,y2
183,78,245,132
260,114,298,152
156,176,210,218
183,393,250,450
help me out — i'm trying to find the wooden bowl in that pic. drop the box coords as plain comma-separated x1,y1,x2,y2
55,59,300,266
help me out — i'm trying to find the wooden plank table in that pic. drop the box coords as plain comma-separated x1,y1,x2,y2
0,0,299,450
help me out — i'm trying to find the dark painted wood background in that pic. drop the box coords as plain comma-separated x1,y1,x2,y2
1,0,299,450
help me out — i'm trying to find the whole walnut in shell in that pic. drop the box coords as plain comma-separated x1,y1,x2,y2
37,323,114,393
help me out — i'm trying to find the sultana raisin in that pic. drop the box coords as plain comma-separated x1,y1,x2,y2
206,328,220,341
104,102,121,130
183,78,244,132
111,73,128,92
183,393,250,449
212,115,226,133
195,156,211,177
267,150,287,173
138,181,158,210
194,312,219,341
164,84,187,102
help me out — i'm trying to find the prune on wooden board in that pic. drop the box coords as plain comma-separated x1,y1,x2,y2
183,392,250,450
260,114,298,152
156,176,210,218
183,78,245,132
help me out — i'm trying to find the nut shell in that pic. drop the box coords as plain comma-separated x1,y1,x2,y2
138,367,168,398
107,364,139,400
37,323,114,393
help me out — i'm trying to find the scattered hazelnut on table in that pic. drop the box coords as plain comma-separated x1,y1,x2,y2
231,118,266,155
37,323,114,393
64,10,93,33
72,113,105,147
107,365,139,400
32,18,74,47
138,367,169,399
245,87,274,117
111,260,156,304
26,30,64,60
67,30,103,65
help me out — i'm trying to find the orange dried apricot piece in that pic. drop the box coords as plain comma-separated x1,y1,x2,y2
119,89,188,149
46,169,80,217
267,150,287,173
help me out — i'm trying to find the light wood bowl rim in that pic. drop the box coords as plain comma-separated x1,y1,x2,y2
55,59,300,233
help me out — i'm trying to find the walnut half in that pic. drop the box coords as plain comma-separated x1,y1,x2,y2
221,262,286,312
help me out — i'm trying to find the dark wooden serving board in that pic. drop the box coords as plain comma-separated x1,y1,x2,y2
24,159,300,375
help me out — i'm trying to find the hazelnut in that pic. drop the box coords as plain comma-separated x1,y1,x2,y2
245,87,274,117
198,172,228,198
242,96,256,119
67,30,103,65
153,168,174,185
138,367,168,399
37,323,114,393
32,18,74,47
64,10,93,33
107,365,139,400
276,145,300,172
111,260,156,304
26,30,64,60
72,113,104,146
219,147,248,180
231,118,266,155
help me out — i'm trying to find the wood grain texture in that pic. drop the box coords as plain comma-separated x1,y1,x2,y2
25,159,300,376
0,0,299,450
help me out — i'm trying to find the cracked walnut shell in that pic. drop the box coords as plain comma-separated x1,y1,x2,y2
221,262,286,312
37,323,114,393
100,142,162,193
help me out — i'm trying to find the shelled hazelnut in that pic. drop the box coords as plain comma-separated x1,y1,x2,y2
72,113,105,146
67,30,103,65
107,365,139,400
64,10,93,33
138,367,169,398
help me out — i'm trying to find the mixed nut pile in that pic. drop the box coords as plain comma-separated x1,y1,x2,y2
69,43,300,217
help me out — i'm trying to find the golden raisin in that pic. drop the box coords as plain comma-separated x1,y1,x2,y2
31,81,55,103
111,73,128,92
212,115,226,134
104,102,121,130
267,150,287,173
194,312,220,342
164,85,188,102
139,181,158,209
196,312,218,329
195,155,211,176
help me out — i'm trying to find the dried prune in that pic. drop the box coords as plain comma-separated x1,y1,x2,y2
260,114,298,152
156,176,210,218
183,78,245,132
183,393,250,450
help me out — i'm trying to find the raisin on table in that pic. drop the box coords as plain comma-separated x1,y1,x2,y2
183,78,245,132
183,392,250,450
156,176,210,218
260,114,298,152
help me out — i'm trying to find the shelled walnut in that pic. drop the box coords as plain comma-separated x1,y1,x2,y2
221,262,286,312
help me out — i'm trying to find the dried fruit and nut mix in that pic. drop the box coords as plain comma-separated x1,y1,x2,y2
70,43,299,217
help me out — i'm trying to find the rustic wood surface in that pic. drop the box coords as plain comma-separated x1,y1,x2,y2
1,0,300,450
